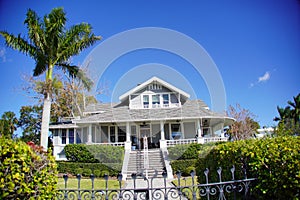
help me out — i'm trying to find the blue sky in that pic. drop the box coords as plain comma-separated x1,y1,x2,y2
0,0,299,127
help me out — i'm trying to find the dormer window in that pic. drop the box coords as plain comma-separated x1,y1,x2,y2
152,94,160,108
143,95,149,108
163,94,169,107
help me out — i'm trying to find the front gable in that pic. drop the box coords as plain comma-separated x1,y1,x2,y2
119,77,190,109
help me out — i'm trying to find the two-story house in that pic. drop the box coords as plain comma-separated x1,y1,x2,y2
51,77,234,162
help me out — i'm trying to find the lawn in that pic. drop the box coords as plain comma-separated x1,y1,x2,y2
57,177,122,190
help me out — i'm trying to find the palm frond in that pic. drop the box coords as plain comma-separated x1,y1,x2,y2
0,31,37,58
24,9,46,53
57,63,93,91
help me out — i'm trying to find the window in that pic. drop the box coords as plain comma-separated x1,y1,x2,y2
69,129,74,144
62,129,67,144
76,131,82,144
152,94,160,108
143,95,149,108
118,126,126,142
110,126,115,142
163,94,169,107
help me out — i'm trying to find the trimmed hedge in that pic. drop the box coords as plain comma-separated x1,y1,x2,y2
64,144,124,164
170,159,197,176
196,136,300,200
0,137,57,199
57,161,121,177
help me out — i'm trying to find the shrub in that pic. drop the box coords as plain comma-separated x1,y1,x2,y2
64,144,98,163
57,162,121,177
196,136,300,199
74,168,83,175
82,168,92,177
170,159,197,176
93,169,101,177
100,170,110,177
0,137,57,199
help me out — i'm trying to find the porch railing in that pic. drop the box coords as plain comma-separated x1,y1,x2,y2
57,165,256,200
204,137,228,143
166,138,197,147
90,142,125,146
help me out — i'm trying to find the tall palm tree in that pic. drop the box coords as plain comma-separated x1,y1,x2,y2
0,8,101,150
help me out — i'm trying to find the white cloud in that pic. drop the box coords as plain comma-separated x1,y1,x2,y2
258,71,270,83
249,71,271,88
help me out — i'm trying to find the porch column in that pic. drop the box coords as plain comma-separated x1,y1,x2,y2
87,124,92,144
160,120,165,140
180,121,185,139
125,122,131,151
197,119,204,144
160,120,167,148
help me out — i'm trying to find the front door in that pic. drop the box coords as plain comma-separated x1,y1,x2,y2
139,124,150,150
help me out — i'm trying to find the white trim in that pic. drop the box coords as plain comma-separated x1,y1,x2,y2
119,76,190,101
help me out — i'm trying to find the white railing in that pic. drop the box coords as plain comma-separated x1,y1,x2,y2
166,137,228,147
166,138,197,147
90,142,125,146
204,137,228,143
143,136,149,178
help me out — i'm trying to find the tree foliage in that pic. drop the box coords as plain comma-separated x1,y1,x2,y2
226,104,260,140
0,7,101,149
274,93,300,136
0,111,18,138
18,105,42,143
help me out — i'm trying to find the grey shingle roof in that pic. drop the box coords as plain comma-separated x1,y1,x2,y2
74,100,230,124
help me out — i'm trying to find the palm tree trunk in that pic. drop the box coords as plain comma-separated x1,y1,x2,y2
40,92,51,150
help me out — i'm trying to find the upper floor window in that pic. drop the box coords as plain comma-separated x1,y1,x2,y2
143,95,149,108
162,94,169,107
152,94,160,108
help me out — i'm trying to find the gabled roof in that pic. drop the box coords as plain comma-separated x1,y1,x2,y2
119,76,190,102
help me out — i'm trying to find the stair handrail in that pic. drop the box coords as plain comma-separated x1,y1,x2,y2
143,136,149,178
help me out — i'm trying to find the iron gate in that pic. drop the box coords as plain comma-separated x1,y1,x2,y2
56,165,256,200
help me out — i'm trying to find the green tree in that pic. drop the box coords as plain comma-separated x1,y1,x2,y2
18,105,42,143
0,111,18,138
0,8,101,150
274,93,300,135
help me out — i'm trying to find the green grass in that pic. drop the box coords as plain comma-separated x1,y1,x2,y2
57,178,122,190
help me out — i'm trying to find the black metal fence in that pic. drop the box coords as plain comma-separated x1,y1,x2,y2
56,165,256,200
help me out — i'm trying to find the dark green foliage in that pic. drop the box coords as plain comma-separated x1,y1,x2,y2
64,144,98,163
82,168,92,177
64,144,124,164
168,143,223,160
170,159,197,176
0,111,18,138
93,169,101,177
0,137,57,199
57,162,121,177
196,136,300,199
74,168,83,175
86,145,124,163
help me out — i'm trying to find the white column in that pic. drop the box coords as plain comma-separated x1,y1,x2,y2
126,122,131,142
87,124,92,144
180,121,185,139
160,120,165,140
197,119,204,144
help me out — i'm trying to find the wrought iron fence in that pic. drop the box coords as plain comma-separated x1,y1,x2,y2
56,165,256,200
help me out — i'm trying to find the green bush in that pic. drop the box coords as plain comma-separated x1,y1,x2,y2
82,168,92,177
85,145,124,163
0,137,57,199
64,144,124,164
57,161,121,177
64,144,98,163
196,136,300,200
93,169,101,177
170,159,197,176
74,168,83,175
168,143,223,160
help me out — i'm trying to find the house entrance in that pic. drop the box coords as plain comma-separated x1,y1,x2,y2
131,124,150,150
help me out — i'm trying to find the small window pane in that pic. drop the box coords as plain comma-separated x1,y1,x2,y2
62,129,66,144
69,129,74,144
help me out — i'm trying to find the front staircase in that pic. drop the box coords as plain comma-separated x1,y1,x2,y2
125,149,165,179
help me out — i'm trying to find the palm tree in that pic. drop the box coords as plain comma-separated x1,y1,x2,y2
0,111,18,138
0,8,101,150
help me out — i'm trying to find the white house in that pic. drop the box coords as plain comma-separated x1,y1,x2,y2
50,77,234,178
